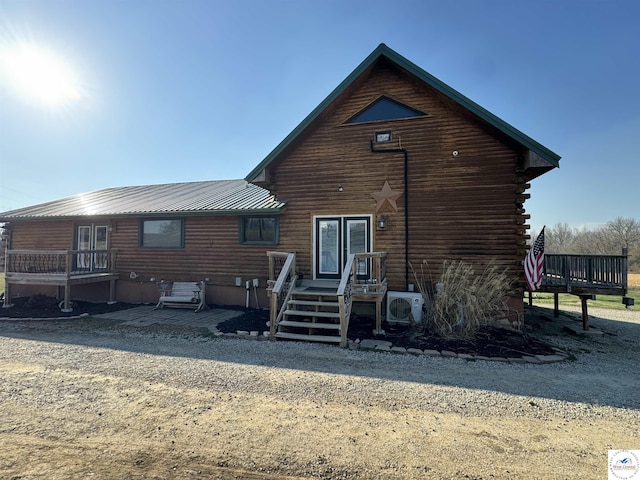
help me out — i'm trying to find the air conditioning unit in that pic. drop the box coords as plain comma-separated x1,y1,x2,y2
386,291,424,324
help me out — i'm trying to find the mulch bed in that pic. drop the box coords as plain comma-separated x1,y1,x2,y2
217,309,556,358
0,295,139,318
1,295,556,358
347,314,556,357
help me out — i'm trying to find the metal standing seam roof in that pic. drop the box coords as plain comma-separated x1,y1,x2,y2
0,179,287,220
245,43,560,183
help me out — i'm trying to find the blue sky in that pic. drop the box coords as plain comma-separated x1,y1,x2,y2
0,0,638,234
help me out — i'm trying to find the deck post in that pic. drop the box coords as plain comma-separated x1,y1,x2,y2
338,295,347,348
528,290,532,306
62,252,73,312
622,248,628,293
580,295,590,331
62,285,72,312
2,282,10,308
553,293,559,318
269,293,277,340
108,279,117,304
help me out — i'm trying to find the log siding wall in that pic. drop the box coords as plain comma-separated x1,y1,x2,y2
263,62,529,304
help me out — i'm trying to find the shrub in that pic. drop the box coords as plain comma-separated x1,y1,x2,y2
412,260,513,339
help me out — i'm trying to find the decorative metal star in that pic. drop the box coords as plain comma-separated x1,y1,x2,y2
371,180,403,213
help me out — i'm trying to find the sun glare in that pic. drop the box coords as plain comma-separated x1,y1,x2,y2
0,43,83,108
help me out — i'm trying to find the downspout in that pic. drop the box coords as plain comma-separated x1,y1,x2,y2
370,140,410,289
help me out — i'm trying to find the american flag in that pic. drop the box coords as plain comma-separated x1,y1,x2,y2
525,227,545,291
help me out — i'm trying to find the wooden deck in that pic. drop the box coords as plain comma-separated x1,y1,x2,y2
540,252,628,296
3,249,119,311
531,251,630,330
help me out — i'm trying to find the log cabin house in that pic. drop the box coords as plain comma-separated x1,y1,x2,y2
1,44,566,344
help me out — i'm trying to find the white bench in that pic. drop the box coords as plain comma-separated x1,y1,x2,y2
154,281,207,312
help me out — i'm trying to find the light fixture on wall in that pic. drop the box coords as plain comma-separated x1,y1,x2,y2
377,215,387,229
338,184,343,192
375,131,392,143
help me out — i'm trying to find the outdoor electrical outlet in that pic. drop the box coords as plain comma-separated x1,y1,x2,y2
252,278,259,288
235,277,242,287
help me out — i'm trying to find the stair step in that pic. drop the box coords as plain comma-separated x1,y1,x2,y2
275,332,341,343
278,320,341,330
287,299,340,307
292,290,338,298
284,309,341,318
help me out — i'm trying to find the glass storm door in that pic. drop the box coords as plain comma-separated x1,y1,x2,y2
346,218,369,278
76,225,108,271
315,216,370,279
93,226,108,269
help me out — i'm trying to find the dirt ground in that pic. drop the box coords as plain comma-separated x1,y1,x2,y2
0,307,638,479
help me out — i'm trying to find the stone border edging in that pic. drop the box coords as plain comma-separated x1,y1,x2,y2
223,329,569,363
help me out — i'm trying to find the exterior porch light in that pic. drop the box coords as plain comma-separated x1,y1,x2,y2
377,215,387,229
375,131,392,143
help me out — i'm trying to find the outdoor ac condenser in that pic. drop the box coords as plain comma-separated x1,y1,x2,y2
386,291,424,324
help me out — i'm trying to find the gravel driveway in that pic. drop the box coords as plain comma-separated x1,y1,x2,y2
0,305,638,479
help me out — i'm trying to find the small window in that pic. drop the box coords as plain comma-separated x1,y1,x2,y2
346,96,427,124
239,216,278,245
140,219,184,248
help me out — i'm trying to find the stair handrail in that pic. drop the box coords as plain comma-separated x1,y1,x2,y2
337,253,355,347
268,252,296,339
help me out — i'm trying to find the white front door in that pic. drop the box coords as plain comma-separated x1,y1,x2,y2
314,216,371,279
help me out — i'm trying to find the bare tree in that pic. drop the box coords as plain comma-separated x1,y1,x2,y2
573,227,612,254
545,222,575,253
605,217,640,251
529,217,639,272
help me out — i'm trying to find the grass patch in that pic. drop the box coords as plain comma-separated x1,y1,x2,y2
527,287,639,311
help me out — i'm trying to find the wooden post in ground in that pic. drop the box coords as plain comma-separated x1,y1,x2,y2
109,279,116,304
554,293,559,318
338,295,347,348
375,299,382,334
528,290,533,306
580,295,590,331
269,292,277,340
62,252,73,312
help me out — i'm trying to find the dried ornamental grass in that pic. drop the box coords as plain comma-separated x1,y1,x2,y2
412,260,513,339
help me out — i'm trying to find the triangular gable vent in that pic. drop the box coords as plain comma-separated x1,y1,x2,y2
346,95,427,124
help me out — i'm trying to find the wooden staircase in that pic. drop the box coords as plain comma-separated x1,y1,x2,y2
267,252,358,348
274,288,343,344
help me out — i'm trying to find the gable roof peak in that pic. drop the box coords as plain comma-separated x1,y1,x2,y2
246,43,560,183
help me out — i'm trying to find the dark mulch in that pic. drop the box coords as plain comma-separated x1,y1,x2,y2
1,295,139,318
217,310,556,358
348,314,556,358
216,308,270,333
1,295,556,358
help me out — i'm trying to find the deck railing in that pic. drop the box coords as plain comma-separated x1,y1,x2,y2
5,249,117,276
352,251,387,294
337,254,355,347
266,251,297,339
542,250,628,293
